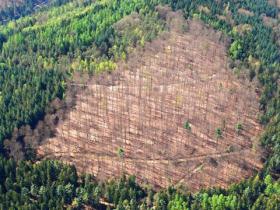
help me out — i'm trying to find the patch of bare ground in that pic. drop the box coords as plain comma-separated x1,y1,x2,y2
37,18,263,191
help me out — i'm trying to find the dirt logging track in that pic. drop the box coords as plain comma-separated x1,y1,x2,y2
37,20,263,191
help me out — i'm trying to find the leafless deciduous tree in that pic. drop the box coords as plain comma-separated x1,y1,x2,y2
37,17,263,190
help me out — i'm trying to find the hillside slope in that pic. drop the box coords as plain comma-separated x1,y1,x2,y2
38,17,263,190
0,0,279,209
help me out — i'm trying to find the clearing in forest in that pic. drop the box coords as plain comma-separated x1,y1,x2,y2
37,17,263,190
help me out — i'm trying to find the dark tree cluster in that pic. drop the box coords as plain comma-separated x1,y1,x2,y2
0,158,279,210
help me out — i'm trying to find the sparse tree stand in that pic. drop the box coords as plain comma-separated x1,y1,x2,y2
38,18,263,190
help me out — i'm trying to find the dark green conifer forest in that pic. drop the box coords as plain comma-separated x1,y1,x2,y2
0,0,279,209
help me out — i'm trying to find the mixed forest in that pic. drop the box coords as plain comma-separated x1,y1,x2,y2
0,0,279,209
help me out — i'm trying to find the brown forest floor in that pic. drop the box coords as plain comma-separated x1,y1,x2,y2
37,19,263,191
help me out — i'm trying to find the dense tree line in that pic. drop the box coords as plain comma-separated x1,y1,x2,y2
0,0,279,209
0,156,279,209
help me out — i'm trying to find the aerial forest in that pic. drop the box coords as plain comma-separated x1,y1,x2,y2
0,0,279,209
